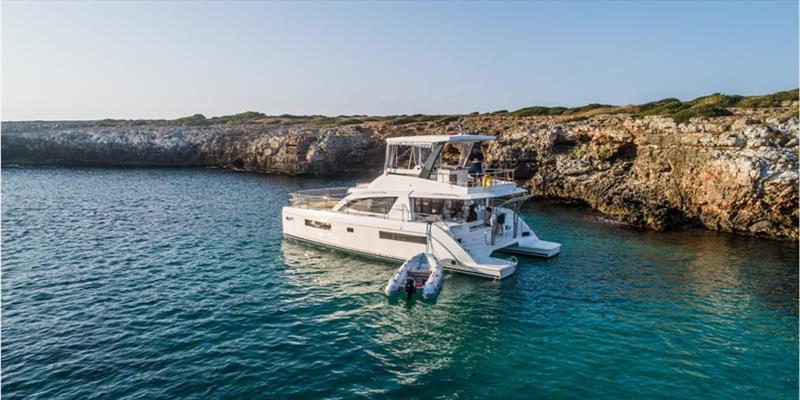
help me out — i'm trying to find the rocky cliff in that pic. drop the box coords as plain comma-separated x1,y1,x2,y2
3,105,798,239
1,121,384,175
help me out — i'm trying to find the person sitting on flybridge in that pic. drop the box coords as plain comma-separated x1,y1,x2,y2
468,147,484,175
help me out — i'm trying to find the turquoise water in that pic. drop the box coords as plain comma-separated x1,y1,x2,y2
2,167,797,399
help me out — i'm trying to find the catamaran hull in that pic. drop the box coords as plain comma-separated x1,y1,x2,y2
282,206,528,279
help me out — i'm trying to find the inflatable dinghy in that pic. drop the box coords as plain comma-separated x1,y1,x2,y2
385,252,443,299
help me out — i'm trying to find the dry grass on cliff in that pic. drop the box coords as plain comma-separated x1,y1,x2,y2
621,89,799,123
160,88,798,128
503,88,799,124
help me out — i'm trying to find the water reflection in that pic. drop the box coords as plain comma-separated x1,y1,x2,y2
280,240,507,385
523,202,798,315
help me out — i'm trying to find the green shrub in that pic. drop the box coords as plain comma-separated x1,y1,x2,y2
173,114,208,126
387,114,444,125
511,103,616,118
692,93,743,107
173,112,271,126
509,106,552,117
278,114,312,120
209,111,267,124
563,103,613,115
634,98,685,116
736,89,798,108
671,105,733,124
437,115,460,123
315,117,364,126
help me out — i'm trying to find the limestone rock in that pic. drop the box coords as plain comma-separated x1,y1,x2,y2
2,111,797,239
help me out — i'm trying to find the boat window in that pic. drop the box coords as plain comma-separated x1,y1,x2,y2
415,198,444,217
342,197,398,215
305,219,331,230
379,231,427,244
413,198,465,221
386,145,432,171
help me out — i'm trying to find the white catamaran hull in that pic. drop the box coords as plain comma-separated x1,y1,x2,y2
281,133,562,280
282,207,558,279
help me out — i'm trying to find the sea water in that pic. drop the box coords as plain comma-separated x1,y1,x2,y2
2,167,797,399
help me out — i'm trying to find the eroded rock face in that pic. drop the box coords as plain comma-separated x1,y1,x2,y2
463,114,799,239
2,110,797,239
1,122,385,175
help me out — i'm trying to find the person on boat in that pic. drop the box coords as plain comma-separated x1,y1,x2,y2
448,206,462,221
468,147,484,175
496,212,505,236
484,207,493,226
444,200,459,221
466,204,478,222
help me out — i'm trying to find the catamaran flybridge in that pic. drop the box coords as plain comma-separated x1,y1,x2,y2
281,134,561,280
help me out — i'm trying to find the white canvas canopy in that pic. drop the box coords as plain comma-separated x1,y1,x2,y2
385,134,496,147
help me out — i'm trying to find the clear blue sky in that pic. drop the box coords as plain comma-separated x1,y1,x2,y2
2,1,798,120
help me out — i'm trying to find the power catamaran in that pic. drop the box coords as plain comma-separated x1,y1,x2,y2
281,134,561,279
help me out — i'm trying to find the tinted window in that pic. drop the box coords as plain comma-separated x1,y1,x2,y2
414,198,444,216
343,197,397,214
414,198,464,219
379,231,427,244
305,219,331,230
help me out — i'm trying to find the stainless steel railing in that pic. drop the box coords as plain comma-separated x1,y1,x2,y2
467,168,515,187
432,166,515,187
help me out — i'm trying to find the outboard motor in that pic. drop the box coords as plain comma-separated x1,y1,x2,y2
404,278,416,300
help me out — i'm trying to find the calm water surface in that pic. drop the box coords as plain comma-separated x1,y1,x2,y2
2,167,797,399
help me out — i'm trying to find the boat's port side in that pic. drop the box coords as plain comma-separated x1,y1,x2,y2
282,206,517,279
283,206,427,261
283,233,404,264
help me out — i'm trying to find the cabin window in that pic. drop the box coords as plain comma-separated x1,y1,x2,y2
414,198,444,216
305,219,331,230
347,227,354,233
413,198,465,221
379,231,427,244
342,197,397,215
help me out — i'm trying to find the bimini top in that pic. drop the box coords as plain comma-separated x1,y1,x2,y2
385,134,496,146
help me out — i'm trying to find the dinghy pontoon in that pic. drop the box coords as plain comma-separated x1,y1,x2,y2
385,251,444,299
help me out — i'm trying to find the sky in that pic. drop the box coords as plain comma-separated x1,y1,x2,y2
1,1,798,121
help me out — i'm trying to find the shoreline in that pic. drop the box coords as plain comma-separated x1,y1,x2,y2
2,108,798,240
